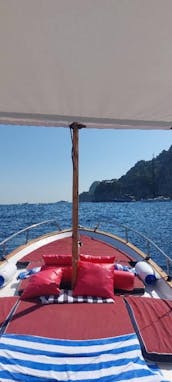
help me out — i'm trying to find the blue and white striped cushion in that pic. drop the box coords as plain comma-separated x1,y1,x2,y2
0,333,168,381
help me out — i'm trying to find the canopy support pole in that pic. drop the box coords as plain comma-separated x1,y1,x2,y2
70,122,85,288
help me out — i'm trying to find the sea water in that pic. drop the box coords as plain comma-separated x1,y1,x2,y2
0,201,171,271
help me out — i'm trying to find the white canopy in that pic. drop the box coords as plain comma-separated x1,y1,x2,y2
0,0,172,129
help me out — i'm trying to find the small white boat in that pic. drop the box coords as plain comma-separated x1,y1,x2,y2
0,1,171,381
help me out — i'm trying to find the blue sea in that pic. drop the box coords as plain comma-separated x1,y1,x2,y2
0,201,171,272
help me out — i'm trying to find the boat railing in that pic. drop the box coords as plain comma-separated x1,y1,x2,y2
0,219,171,279
0,220,62,259
92,220,172,279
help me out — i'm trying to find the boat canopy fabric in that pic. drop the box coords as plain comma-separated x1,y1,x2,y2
0,0,172,130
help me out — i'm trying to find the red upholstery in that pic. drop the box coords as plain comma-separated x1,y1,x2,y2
5,296,134,340
80,254,115,263
21,268,62,299
20,235,132,264
126,296,172,362
0,297,19,328
43,254,72,266
73,260,115,299
114,270,135,291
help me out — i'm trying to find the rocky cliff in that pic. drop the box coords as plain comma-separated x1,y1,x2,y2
79,145,172,202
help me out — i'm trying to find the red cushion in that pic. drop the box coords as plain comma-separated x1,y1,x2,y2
80,254,115,263
41,264,72,284
114,270,135,291
62,266,72,283
73,260,115,299
21,268,62,299
43,254,72,266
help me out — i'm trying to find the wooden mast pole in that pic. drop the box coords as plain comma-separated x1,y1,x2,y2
70,122,85,288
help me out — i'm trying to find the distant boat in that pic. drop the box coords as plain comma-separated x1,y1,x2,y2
141,196,171,202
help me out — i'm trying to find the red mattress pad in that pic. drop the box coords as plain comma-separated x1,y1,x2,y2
125,296,172,362
5,296,134,340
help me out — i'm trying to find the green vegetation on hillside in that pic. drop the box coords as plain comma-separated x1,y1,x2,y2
79,145,172,202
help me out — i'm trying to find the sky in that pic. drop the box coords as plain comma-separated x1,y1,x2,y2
0,125,171,204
